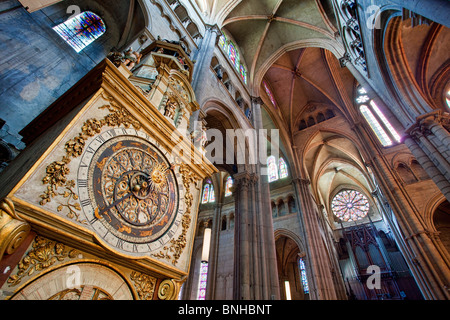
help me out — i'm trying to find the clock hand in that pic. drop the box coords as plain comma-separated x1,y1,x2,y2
95,193,133,218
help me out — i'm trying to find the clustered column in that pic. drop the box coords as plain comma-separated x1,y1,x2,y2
405,112,450,202
293,178,338,300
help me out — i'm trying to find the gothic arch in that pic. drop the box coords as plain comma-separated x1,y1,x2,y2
424,194,448,232
203,99,252,173
424,195,450,257
274,228,306,255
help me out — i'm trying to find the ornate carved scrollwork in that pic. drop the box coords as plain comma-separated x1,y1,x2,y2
157,279,179,300
152,164,198,265
39,96,141,223
7,236,78,287
130,271,157,300
0,198,31,262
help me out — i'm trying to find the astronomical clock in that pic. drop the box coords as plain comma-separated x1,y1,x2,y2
0,41,216,300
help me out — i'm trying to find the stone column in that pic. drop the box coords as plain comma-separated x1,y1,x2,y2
293,178,338,300
191,24,221,92
233,172,251,299
251,96,280,299
404,139,450,203
205,201,222,300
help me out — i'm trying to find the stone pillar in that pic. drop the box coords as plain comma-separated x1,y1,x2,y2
293,178,338,300
191,24,221,92
251,96,280,299
405,112,450,202
233,172,251,299
205,201,222,300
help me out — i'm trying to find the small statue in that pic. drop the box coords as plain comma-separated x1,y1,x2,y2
164,97,178,120
107,50,124,67
123,47,142,70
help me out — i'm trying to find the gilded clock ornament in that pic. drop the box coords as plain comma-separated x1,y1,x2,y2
77,127,184,255
39,100,141,224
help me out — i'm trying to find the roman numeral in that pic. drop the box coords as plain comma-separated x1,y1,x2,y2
78,179,88,188
107,130,117,137
85,146,95,154
95,135,105,144
80,199,91,207
79,161,88,168
117,239,124,249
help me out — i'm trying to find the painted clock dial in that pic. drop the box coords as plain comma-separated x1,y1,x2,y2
77,128,183,254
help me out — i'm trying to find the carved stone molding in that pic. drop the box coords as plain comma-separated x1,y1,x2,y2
0,198,31,262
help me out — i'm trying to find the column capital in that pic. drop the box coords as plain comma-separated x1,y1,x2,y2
434,113,450,131
292,177,310,186
407,110,442,137
250,96,263,106
205,24,222,36
233,172,258,189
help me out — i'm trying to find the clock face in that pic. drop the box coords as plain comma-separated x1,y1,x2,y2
77,128,183,254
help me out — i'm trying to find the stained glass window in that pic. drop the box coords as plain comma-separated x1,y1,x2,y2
360,105,392,146
263,81,276,107
279,158,288,179
218,32,247,85
331,189,369,222
225,176,233,197
356,85,401,147
218,34,226,51
268,156,279,182
202,184,210,204
197,262,208,300
209,184,215,202
370,100,401,143
228,42,238,68
446,88,450,109
240,65,247,84
299,258,309,294
53,12,106,53
356,94,370,104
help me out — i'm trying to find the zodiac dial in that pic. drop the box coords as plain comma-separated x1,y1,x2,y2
77,128,183,254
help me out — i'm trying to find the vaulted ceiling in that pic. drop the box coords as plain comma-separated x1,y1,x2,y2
207,0,338,85
202,0,358,140
261,47,356,137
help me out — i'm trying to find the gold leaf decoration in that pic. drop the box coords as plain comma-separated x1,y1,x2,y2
157,279,178,300
152,164,198,265
39,98,141,223
7,236,78,287
130,271,157,300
